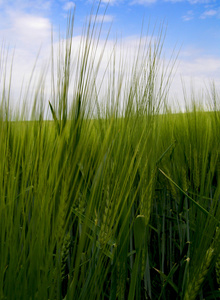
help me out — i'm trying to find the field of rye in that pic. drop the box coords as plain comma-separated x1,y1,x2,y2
1,7,220,300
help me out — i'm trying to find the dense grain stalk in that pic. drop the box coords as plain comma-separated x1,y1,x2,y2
0,2,220,300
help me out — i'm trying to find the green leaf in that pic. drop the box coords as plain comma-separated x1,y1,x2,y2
134,215,146,250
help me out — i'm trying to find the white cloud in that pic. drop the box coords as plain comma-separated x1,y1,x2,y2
5,12,51,48
182,10,194,21
200,9,217,19
0,8,53,110
63,1,75,11
168,53,220,109
14,15,50,31
178,57,220,77
0,0,219,113
1,28,219,113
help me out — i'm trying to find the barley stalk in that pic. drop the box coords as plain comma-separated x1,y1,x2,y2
116,261,126,299
99,185,112,247
193,149,200,191
140,170,155,225
181,166,188,192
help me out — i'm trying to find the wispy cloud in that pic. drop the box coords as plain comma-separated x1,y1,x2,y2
93,0,122,5
130,0,157,4
164,0,184,3
182,10,194,21
164,0,214,3
100,0,118,3
131,0,214,5
200,9,218,19
187,0,213,3
2,0,53,11
62,1,75,11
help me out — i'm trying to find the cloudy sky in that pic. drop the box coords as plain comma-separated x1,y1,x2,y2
0,0,219,110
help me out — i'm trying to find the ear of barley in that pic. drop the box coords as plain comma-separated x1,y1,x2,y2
184,247,214,300
215,253,220,289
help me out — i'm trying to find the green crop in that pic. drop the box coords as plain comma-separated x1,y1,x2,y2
0,2,220,300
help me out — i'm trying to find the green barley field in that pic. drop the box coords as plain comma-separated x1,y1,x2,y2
1,8,220,300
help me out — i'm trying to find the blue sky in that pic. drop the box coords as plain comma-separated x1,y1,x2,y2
0,0,219,109
52,0,220,56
